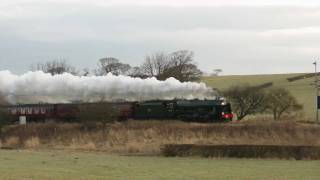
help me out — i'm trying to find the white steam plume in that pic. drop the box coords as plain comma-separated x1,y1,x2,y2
0,71,216,104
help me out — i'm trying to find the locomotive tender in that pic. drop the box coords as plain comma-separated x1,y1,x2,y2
2,99,233,124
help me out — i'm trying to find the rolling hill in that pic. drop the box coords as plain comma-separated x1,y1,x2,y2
202,73,316,120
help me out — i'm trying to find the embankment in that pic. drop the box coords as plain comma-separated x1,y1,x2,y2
1,120,319,155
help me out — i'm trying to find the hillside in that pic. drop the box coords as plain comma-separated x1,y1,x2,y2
202,73,316,120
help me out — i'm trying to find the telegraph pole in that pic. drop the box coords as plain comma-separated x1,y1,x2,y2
314,61,319,123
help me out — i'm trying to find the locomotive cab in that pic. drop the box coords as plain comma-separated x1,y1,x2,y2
220,103,233,122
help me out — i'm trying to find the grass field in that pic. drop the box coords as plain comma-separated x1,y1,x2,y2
0,150,319,180
202,73,315,120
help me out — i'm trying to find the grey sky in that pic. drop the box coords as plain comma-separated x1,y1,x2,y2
1,0,320,75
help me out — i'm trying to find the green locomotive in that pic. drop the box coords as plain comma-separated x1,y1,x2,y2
133,99,233,122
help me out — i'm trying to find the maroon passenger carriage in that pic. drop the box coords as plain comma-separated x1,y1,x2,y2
5,103,134,123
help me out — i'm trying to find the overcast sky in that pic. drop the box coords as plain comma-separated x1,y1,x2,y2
1,0,320,75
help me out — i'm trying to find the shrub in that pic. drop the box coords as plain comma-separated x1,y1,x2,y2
223,84,268,120
3,136,20,148
266,88,303,120
161,144,320,160
24,136,40,149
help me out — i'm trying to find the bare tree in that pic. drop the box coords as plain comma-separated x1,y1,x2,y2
31,60,78,75
266,88,303,120
95,57,131,76
141,56,155,77
141,50,202,82
141,52,169,79
128,67,147,78
170,50,194,67
223,85,268,120
161,50,202,82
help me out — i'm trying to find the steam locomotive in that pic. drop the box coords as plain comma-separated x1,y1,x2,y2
2,99,233,123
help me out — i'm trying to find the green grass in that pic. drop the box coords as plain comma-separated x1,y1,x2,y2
0,150,319,180
202,73,316,120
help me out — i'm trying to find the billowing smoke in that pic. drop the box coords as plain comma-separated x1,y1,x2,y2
0,71,216,104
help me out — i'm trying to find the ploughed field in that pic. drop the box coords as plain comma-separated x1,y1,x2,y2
0,150,319,180
202,73,315,120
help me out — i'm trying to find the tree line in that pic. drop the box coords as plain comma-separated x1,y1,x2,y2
223,84,303,121
30,50,202,82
